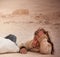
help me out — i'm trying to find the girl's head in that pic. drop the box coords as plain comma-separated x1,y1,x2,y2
32,28,47,48
34,28,47,37
34,28,54,54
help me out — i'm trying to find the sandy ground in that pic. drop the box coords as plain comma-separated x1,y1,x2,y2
0,0,60,57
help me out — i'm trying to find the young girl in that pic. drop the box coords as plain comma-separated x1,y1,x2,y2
20,28,54,54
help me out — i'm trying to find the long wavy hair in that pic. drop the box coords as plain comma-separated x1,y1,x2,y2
34,28,54,54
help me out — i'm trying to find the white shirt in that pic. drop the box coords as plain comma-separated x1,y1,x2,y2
0,37,19,53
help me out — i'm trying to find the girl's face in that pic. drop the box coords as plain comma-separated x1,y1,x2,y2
37,30,44,37
32,30,44,48
32,35,39,48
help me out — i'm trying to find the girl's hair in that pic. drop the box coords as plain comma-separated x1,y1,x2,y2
34,28,54,54
46,32,54,54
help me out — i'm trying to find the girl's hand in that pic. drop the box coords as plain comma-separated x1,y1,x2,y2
20,48,27,54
